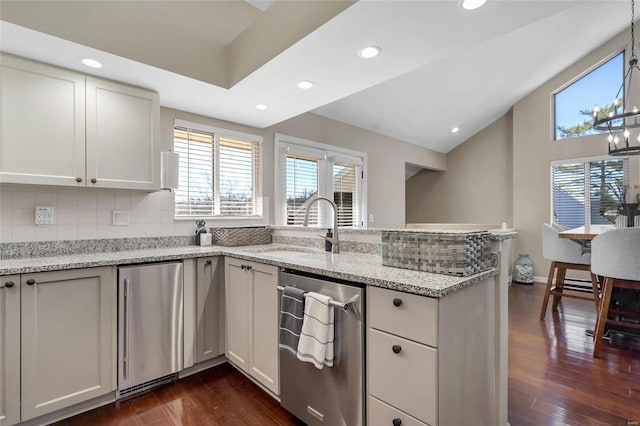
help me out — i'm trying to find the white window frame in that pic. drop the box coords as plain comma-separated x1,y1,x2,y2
550,154,628,226
274,133,367,227
174,118,264,221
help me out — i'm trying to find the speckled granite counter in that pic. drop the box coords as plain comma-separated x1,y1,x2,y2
0,244,496,298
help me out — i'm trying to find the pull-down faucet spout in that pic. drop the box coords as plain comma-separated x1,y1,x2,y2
303,196,340,254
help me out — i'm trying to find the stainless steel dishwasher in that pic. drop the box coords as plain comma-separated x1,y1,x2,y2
117,261,183,399
279,269,365,426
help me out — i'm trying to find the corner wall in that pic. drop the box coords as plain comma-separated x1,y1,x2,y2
405,111,513,226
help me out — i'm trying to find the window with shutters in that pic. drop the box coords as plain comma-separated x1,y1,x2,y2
174,120,262,218
551,157,627,228
275,134,366,227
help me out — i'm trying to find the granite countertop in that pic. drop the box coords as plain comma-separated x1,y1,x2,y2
0,244,497,298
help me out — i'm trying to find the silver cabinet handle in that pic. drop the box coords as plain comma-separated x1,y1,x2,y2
123,278,130,380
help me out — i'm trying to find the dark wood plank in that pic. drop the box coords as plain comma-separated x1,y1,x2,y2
509,283,640,426
52,284,640,426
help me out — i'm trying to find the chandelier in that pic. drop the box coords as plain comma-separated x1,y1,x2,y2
593,0,640,156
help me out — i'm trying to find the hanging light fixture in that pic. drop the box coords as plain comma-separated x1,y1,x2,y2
593,0,640,156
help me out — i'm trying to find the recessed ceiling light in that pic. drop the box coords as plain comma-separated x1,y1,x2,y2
297,80,314,90
451,127,460,133
462,0,487,10
81,58,102,68
358,46,381,59
255,104,269,111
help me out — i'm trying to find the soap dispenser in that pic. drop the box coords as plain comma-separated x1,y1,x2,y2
325,228,333,252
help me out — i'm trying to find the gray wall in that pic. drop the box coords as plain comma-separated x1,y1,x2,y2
406,111,513,226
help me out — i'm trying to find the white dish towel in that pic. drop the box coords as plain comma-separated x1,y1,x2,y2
297,292,334,369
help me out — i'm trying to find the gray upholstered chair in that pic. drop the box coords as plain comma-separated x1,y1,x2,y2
539,223,599,320
590,228,640,357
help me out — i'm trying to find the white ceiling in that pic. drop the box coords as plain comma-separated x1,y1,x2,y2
0,1,631,153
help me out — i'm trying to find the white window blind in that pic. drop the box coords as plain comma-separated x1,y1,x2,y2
286,154,319,225
175,127,214,216
333,162,357,227
551,158,626,228
174,125,262,218
276,135,366,227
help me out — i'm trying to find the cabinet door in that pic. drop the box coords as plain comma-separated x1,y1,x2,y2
0,276,20,426
196,257,224,363
1,54,86,186
20,267,117,421
224,258,250,372
86,77,160,190
248,261,279,395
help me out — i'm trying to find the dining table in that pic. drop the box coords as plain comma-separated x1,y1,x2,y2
558,224,616,241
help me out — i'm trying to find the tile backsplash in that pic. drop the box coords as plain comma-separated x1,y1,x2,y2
0,186,195,243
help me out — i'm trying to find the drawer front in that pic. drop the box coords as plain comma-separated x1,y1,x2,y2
368,396,430,426
368,329,437,425
368,286,438,346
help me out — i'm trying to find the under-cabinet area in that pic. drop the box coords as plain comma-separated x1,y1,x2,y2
0,244,498,426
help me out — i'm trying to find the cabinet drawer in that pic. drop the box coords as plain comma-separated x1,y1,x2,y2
368,286,438,346
368,396,430,426
368,329,437,425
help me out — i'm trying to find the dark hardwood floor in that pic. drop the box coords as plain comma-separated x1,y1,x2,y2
509,283,640,426
52,284,640,426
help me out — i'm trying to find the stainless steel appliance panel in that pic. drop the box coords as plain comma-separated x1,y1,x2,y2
279,270,364,426
118,262,183,392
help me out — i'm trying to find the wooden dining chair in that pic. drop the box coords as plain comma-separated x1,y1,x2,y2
591,228,640,358
539,223,599,320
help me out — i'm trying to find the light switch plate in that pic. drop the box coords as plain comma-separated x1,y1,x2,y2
112,210,130,226
35,206,55,225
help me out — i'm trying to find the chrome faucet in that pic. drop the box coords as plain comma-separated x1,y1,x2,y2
303,196,340,254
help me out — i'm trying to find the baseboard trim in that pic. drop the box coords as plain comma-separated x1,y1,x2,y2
17,392,115,426
179,355,227,378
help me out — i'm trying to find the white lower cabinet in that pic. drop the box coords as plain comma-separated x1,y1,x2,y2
0,276,20,426
367,281,495,426
224,258,279,395
20,267,117,422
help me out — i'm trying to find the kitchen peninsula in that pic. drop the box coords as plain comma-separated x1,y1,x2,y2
0,226,514,426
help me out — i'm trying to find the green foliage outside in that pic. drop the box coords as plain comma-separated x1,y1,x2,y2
556,105,616,139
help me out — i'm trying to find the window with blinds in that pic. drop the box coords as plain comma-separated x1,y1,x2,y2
276,135,366,227
174,124,262,218
333,162,357,227
551,158,626,228
286,154,319,225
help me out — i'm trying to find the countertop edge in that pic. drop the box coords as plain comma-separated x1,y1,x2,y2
0,245,498,298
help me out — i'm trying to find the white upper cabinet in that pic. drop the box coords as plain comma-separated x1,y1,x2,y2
1,55,86,186
0,54,160,190
86,77,160,190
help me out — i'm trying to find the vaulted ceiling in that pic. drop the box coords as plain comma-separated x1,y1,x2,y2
0,1,631,153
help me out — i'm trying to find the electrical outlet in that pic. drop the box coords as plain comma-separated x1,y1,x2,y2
112,210,130,226
368,213,375,223
35,206,55,225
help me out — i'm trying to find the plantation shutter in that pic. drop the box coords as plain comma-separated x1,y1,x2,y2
333,162,357,226
174,127,214,216
174,124,262,218
552,158,627,228
216,137,261,216
588,158,626,225
286,154,319,225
